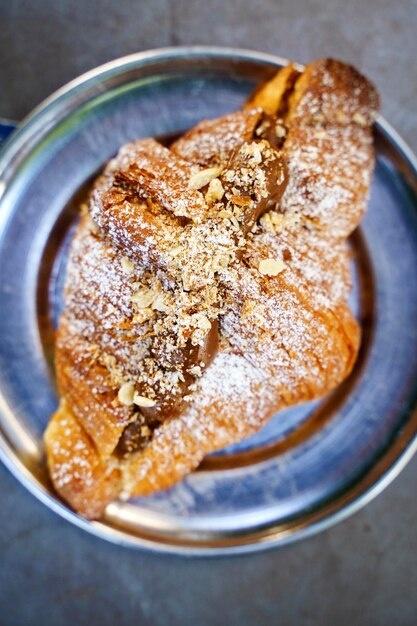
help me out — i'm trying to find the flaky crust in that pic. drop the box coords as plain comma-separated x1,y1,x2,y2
45,58,379,518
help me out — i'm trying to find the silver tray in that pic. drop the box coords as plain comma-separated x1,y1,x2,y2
0,47,417,555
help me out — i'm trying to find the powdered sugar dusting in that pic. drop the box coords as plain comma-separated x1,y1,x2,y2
44,58,379,515
172,108,263,166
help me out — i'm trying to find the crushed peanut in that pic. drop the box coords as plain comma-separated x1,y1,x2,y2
241,299,256,319
188,166,223,190
120,256,134,274
118,382,135,406
260,210,286,233
353,112,367,126
132,308,154,324
151,292,169,313
192,313,212,331
249,143,263,164
133,392,156,408
218,209,234,219
212,253,230,271
231,194,252,207
258,258,286,276
131,287,157,309
275,122,286,138
188,365,202,377
205,177,225,204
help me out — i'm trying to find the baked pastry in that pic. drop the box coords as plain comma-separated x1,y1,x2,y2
44,59,379,519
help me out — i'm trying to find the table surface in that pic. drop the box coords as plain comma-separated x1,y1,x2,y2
1,1,416,624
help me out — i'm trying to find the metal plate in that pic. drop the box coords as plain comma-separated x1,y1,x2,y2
0,47,417,555
0,119,15,145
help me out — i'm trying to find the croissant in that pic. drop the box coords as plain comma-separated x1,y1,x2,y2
44,59,379,519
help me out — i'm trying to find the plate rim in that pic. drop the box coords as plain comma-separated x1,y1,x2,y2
1,46,417,556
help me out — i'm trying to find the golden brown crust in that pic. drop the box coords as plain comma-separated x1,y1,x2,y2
279,60,379,238
44,401,121,519
171,108,263,166
287,59,380,127
55,318,134,458
244,64,301,115
44,58,379,518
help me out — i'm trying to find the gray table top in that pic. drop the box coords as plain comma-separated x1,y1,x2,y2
1,1,416,624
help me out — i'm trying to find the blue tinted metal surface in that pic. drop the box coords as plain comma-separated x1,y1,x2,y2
0,48,417,554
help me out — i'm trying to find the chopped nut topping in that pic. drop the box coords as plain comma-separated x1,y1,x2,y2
118,382,135,406
260,210,286,233
212,253,230,271
258,258,286,276
218,209,234,219
132,308,154,324
275,122,286,138
241,299,256,319
120,256,134,274
248,142,263,164
188,166,223,190
151,292,169,313
192,313,212,331
353,112,367,126
231,194,252,207
188,365,202,377
205,178,225,204
168,245,183,257
133,392,156,408
79,122,288,429
131,287,157,309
